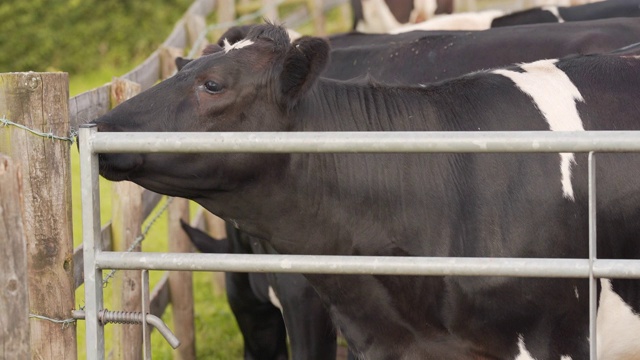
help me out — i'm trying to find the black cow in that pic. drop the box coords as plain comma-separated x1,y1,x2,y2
180,221,344,360
222,18,640,83
94,24,640,359
492,0,640,27
200,18,640,359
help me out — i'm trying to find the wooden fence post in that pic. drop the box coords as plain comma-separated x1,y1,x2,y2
215,0,237,42
262,0,280,22
186,13,209,56
160,46,184,80
338,2,353,31
167,199,196,360
109,77,144,360
0,72,76,360
308,0,326,36
159,47,197,360
204,212,227,295
0,154,30,360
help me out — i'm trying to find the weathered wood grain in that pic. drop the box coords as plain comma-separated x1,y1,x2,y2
109,78,144,360
0,154,30,360
168,198,196,360
0,72,77,360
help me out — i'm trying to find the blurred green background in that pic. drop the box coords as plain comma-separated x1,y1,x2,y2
0,0,193,74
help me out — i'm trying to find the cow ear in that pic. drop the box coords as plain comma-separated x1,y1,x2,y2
216,25,254,46
175,57,192,71
202,44,223,56
279,36,330,107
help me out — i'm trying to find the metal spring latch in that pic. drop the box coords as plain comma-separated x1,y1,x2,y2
72,309,181,349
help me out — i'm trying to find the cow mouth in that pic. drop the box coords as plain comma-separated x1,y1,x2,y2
98,153,144,181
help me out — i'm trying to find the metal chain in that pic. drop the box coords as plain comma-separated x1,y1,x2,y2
1,116,77,144
102,197,175,287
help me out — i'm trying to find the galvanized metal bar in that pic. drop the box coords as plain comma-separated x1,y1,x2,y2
95,252,640,279
95,252,597,277
91,131,640,154
588,152,597,359
141,270,151,360
79,124,105,360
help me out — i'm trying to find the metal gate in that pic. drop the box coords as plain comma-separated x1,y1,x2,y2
79,125,640,359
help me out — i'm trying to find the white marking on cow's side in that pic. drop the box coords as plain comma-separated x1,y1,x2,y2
514,335,536,360
542,6,565,23
492,59,585,200
268,286,283,311
514,335,575,360
409,0,438,23
597,279,640,359
390,10,504,32
574,286,580,300
223,38,255,53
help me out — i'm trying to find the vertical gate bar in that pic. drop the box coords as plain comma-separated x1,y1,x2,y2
79,124,105,360
141,270,151,360
588,151,597,359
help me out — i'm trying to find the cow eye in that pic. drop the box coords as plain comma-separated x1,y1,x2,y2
203,80,223,94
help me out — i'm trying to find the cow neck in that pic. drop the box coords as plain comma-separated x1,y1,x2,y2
234,79,458,256
296,79,446,132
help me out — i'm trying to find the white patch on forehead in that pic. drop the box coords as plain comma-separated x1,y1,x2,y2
542,6,564,23
597,279,640,359
574,285,579,300
514,335,536,360
493,59,585,201
268,286,283,312
223,38,255,53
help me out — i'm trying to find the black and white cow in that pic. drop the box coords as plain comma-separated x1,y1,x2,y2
388,0,640,32
492,0,640,27
351,0,454,33
203,18,640,358
222,18,640,84
180,220,345,360
94,24,640,359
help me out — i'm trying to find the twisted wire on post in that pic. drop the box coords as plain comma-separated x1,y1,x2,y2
29,313,77,329
186,0,286,58
0,117,77,144
102,197,175,287
4,118,78,327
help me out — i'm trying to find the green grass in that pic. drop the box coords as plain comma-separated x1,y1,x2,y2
70,72,243,358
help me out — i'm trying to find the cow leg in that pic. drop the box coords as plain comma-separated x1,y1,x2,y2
268,273,338,360
226,271,289,360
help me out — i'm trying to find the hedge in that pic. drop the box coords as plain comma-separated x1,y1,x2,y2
0,0,194,73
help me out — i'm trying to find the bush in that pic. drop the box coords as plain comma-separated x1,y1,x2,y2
0,0,193,73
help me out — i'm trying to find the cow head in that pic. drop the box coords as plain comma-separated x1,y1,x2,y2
93,24,329,199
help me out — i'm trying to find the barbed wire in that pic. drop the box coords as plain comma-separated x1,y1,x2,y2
102,196,175,287
0,117,77,144
187,0,286,58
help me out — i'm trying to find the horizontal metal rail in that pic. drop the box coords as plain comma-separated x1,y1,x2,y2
89,131,640,153
79,125,640,360
95,252,640,278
